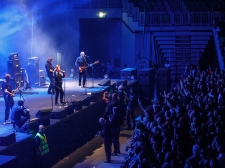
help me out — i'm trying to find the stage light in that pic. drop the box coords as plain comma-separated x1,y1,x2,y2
98,12,106,18
104,74,108,79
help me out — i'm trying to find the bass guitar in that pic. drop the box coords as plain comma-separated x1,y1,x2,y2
79,61,99,73
6,86,20,104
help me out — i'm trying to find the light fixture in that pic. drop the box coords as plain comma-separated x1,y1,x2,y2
98,12,106,18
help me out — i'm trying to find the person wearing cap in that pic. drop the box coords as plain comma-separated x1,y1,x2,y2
11,100,30,130
45,57,55,94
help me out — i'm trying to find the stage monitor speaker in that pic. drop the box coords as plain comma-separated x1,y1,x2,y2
50,109,67,119
39,115,50,127
0,155,18,168
98,79,111,86
19,119,39,134
35,108,52,118
121,68,137,79
0,132,16,146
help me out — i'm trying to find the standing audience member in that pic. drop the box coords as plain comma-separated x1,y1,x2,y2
125,87,138,130
35,125,49,168
45,57,55,94
98,118,112,163
110,107,121,155
117,85,127,126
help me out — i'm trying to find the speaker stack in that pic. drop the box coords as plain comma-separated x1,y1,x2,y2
138,68,155,101
7,53,23,88
27,57,39,87
121,68,137,80
156,68,171,98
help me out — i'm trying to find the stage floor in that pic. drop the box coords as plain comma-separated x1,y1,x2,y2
0,78,118,134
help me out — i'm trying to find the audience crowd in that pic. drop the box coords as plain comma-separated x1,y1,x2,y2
120,65,225,168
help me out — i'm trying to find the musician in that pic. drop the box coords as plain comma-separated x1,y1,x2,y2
2,73,14,125
75,51,87,88
54,65,65,106
11,100,30,130
45,57,55,94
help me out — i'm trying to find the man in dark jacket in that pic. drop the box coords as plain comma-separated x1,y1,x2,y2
98,117,112,163
110,107,121,155
45,57,55,94
11,100,30,130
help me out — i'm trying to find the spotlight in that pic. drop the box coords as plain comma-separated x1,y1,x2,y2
98,12,106,18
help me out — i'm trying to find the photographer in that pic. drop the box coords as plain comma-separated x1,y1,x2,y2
11,100,30,130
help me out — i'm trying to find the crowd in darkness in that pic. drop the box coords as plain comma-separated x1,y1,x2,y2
121,65,225,168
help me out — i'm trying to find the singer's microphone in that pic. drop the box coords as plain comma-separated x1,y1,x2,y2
85,55,90,57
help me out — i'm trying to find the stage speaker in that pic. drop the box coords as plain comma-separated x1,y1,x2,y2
0,132,16,146
35,108,52,118
39,115,50,127
156,68,171,83
39,70,45,85
138,68,155,101
27,57,39,86
8,53,19,60
72,100,83,111
50,109,67,119
98,79,111,86
65,103,74,115
7,59,21,77
0,155,17,168
121,68,137,79
116,80,127,87
19,119,39,134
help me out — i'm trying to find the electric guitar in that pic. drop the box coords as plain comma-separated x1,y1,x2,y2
6,86,20,104
79,61,99,73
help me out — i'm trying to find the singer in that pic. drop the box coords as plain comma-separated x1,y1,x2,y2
75,51,87,87
54,65,65,106
45,57,55,94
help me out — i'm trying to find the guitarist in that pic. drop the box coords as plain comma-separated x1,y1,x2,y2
75,51,87,88
1,73,14,125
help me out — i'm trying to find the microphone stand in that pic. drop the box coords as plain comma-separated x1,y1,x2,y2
86,56,95,88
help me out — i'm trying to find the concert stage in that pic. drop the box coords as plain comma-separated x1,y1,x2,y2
0,78,137,167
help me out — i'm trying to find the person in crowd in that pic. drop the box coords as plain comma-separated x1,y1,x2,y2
35,125,49,168
103,92,118,119
54,65,65,106
98,117,112,163
110,107,121,155
75,51,88,87
124,87,138,130
2,73,15,125
117,84,127,126
45,57,55,94
121,65,225,168
11,100,30,130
